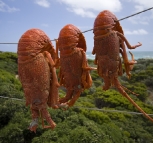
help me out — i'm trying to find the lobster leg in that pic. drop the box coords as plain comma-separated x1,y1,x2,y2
119,39,137,79
102,76,111,91
128,51,137,71
44,51,64,109
29,106,39,133
29,100,56,132
59,88,73,103
81,49,95,89
113,78,153,122
67,89,82,107
40,108,56,130
59,89,82,107
117,32,142,49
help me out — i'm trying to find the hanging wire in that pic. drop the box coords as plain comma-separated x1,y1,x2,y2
1,95,153,116
74,106,153,116
82,6,153,33
0,7,152,44
0,43,18,44
119,7,153,21
0,96,24,101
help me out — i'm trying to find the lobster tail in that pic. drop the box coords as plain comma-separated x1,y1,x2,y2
58,24,86,52
18,28,55,62
93,10,124,35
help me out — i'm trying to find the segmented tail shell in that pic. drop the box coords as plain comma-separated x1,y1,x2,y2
58,24,86,52
94,14,115,29
18,28,55,62
94,10,124,35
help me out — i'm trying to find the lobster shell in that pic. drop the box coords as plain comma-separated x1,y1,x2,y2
58,24,87,52
94,10,124,34
92,11,153,123
57,24,92,107
17,28,60,132
18,28,57,107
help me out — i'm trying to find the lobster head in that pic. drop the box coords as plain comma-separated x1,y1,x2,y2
18,28,56,62
58,24,87,52
94,10,123,35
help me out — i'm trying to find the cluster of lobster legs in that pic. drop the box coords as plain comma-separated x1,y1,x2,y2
59,88,82,107
29,102,56,133
102,76,153,123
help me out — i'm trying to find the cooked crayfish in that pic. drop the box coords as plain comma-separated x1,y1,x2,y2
92,10,153,122
95,10,138,78
17,28,65,132
57,24,96,107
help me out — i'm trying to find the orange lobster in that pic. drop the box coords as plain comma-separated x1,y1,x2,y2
94,10,138,79
57,24,96,107
92,10,153,122
17,28,65,132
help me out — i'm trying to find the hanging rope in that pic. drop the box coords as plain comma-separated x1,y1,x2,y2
1,95,153,116
0,7,152,44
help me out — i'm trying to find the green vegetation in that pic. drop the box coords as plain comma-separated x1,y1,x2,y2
0,51,153,143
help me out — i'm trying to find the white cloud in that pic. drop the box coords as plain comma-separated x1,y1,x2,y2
124,29,148,35
34,0,50,8
133,1,153,17
133,0,153,9
58,0,122,18
124,0,153,24
67,8,95,18
0,0,19,12
130,0,153,18
128,15,150,25
134,5,144,12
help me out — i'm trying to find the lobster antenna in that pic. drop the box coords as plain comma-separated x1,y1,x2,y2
121,85,139,96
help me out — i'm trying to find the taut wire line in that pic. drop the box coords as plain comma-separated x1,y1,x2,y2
82,7,153,33
119,7,153,21
0,95,153,116
74,106,153,116
0,7,153,44
0,95,24,101
0,43,18,44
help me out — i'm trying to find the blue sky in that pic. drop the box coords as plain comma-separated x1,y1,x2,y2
0,0,153,52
